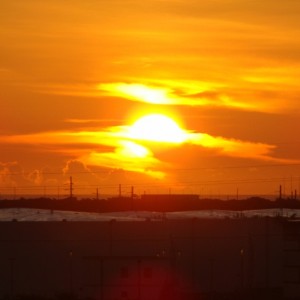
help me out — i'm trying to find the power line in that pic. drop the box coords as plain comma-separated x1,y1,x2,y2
2,162,300,177
0,176,298,190
168,163,300,172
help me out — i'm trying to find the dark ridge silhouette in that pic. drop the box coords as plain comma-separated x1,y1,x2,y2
0,194,299,213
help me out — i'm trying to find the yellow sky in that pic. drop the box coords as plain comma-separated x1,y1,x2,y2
1,0,300,197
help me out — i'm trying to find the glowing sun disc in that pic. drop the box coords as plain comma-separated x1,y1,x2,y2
128,114,187,143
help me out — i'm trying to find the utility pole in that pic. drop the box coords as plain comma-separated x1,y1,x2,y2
96,187,99,200
131,186,134,211
279,185,282,200
291,176,293,199
119,184,122,198
69,176,73,199
298,176,300,199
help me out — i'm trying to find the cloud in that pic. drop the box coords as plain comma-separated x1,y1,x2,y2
186,133,284,162
30,75,299,114
63,159,93,175
64,118,102,124
80,141,166,179
1,115,298,179
97,81,300,113
97,82,263,111
0,162,19,187
0,162,48,190
0,129,165,178
26,169,44,185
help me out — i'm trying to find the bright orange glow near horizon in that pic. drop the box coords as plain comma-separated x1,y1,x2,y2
1,0,300,197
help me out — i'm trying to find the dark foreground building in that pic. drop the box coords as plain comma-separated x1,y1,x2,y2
0,217,299,300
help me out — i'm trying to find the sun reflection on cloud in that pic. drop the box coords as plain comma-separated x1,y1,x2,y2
81,146,165,179
119,141,150,158
97,82,265,112
35,80,296,113
186,133,277,160
99,83,173,104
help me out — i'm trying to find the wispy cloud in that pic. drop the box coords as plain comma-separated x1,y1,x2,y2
100,80,300,113
64,119,102,124
186,133,285,162
0,118,298,179
97,82,266,112
0,162,18,187
18,79,300,116
81,145,165,179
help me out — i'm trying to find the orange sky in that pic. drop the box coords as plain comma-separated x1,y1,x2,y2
1,0,300,198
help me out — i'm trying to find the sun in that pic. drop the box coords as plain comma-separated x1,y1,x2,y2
127,114,188,143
